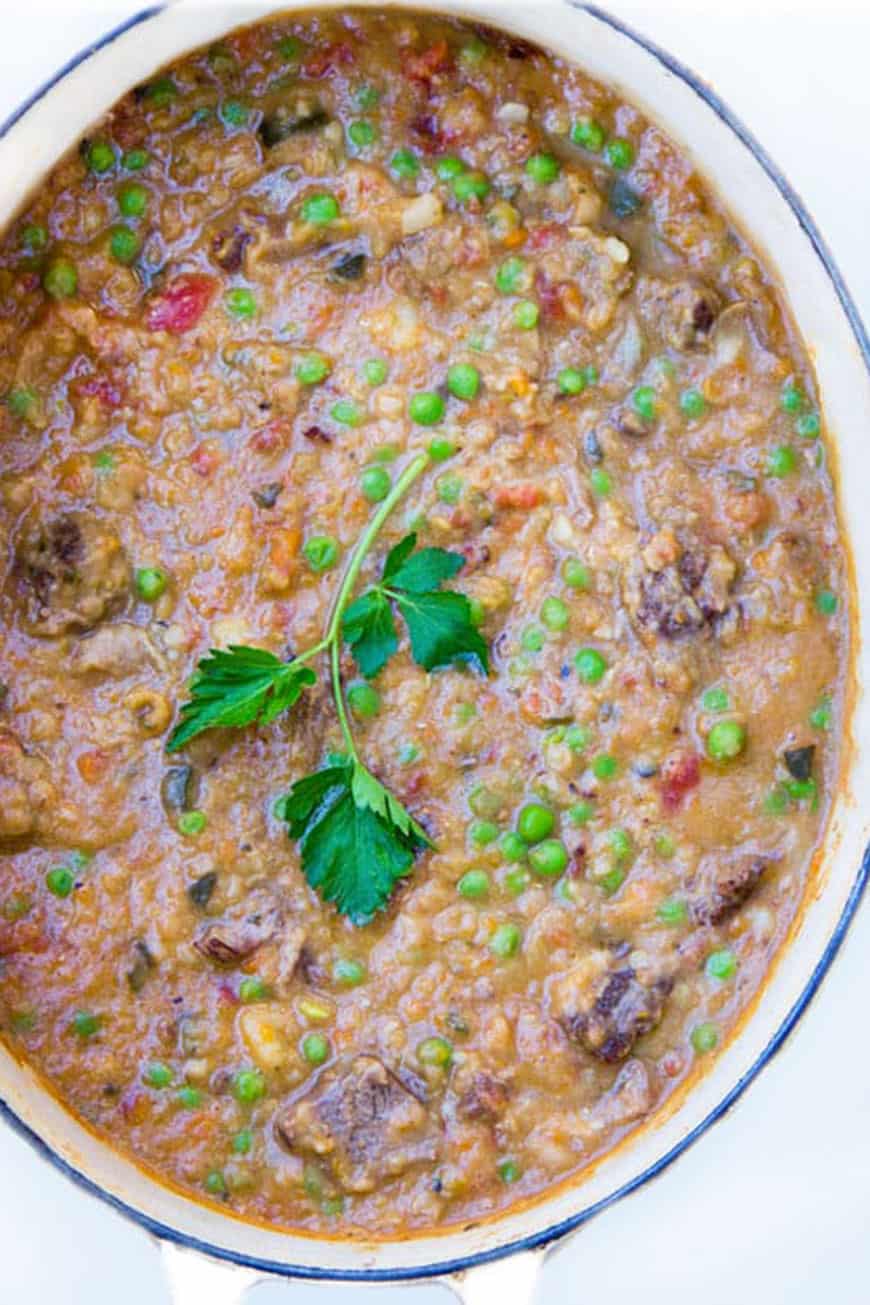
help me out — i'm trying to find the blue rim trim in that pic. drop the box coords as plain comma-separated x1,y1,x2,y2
1,0,869,1286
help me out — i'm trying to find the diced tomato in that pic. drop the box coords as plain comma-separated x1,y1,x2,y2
660,750,701,812
251,417,293,453
77,749,112,784
146,274,216,334
494,484,546,511
405,39,452,84
218,981,239,1006
190,442,221,478
302,41,355,78
79,376,123,408
526,223,563,252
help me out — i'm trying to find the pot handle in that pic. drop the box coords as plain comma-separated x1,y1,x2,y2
441,1249,544,1305
160,1240,265,1305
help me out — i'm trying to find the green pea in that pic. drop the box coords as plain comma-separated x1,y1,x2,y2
331,399,362,427
780,382,803,412
706,720,746,763
592,753,618,780
500,831,526,862
143,1061,173,1088
796,412,820,439
597,865,626,896
42,258,78,299
436,156,466,181
233,1069,266,1104
447,363,480,401
655,832,676,858
469,819,499,846
529,839,568,878
177,1086,203,1109
691,1022,719,1054
605,137,635,169
303,535,340,573
525,152,560,184
570,117,605,152
521,626,544,653
495,256,529,295
118,182,148,217
224,288,257,319
561,557,590,590
142,76,177,107
46,866,74,898
391,148,420,179
513,300,539,330
469,784,500,819
239,977,268,1003
656,897,688,926
590,467,612,497
517,802,554,844
679,387,706,419
575,647,607,684
333,958,366,987
398,742,421,765
767,444,796,477
608,827,632,864
557,367,586,395
428,437,456,462
295,352,331,385
348,120,377,148
489,922,522,958
354,82,379,108
417,1036,453,1067
568,800,593,825
20,223,48,252
301,1033,330,1065
301,193,340,225
87,140,115,173
109,225,141,264
497,1158,522,1183
815,589,838,616
205,1170,226,1196
452,171,490,203
810,697,832,731
632,385,657,423
360,465,391,502
706,949,737,981
135,566,168,601
541,596,569,631
347,681,380,719
72,1010,100,1038
232,1128,253,1154
409,391,446,425
363,357,388,386
178,811,206,836
702,686,730,713
460,36,488,63
504,866,531,895
122,148,149,171
220,100,250,127
764,785,790,816
436,473,462,505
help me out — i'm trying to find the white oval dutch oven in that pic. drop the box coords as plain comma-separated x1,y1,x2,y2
1,4,869,1302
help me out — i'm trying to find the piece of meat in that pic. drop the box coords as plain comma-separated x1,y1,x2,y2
623,538,736,642
69,622,164,676
456,1071,510,1122
14,513,131,636
589,1058,652,1129
274,1054,441,1193
691,851,768,927
0,729,56,841
194,893,283,965
551,953,672,1063
636,274,721,350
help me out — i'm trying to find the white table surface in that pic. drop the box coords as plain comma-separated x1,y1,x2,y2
1,2,868,1301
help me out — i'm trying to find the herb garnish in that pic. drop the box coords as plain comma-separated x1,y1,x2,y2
167,452,487,922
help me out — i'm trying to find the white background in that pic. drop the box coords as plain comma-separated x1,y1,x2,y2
1,2,869,1301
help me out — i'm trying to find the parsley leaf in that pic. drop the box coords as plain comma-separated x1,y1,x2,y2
167,645,316,751
281,758,429,923
342,533,489,678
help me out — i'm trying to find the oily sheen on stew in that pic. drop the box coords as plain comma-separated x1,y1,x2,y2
0,7,846,1236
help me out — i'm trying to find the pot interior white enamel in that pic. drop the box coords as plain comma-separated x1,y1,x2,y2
1,0,869,1281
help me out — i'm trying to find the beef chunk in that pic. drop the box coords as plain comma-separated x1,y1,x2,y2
0,729,56,841
258,102,329,148
69,622,163,676
551,953,672,1063
210,224,252,273
590,1058,652,1129
126,939,156,993
457,1071,510,1122
636,275,721,350
623,538,736,642
783,745,814,781
193,892,282,964
14,512,130,636
691,851,768,927
275,1055,441,1193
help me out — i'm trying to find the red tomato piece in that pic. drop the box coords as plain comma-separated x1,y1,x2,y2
146,274,216,334
660,750,701,812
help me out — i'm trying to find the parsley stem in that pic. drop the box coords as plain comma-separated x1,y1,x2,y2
325,452,429,645
290,639,328,666
331,634,358,762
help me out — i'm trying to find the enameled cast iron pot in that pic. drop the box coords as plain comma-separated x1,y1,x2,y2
1,4,869,1301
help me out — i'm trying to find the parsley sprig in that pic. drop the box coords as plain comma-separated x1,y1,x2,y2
167,452,488,922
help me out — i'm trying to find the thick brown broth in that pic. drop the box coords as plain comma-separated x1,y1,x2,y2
0,8,848,1235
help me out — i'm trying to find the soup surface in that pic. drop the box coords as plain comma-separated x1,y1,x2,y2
0,8,848,1235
